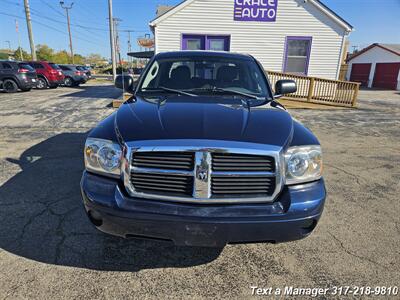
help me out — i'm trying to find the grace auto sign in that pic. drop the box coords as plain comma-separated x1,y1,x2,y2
234,0,278,22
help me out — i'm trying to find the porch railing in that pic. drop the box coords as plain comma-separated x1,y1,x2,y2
266,70,360,107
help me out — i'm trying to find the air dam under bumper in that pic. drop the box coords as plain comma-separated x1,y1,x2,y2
81,171,326,247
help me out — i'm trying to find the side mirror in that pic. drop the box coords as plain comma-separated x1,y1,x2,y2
115,75,136,92
274,80,297,99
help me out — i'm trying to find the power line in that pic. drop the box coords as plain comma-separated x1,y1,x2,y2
40,0,65,17
0,11,106,48
29,11,106,44
0,3,107,46
3,0,150,33
2,0,117,32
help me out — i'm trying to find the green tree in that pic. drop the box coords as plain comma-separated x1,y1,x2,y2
13,47,31,61
52,50,70,64
85,53,105,66
36,44,54,61
73,54,85,65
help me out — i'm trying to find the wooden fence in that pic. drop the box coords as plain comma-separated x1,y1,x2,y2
266,71,360,107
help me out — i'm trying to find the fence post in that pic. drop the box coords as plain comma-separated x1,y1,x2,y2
307,77,315,102
352,83,360,107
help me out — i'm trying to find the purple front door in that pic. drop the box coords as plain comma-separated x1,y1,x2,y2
182,34,230,51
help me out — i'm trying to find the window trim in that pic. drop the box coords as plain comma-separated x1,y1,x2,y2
206,35,231,51
283,36,312,75
181,34,205,50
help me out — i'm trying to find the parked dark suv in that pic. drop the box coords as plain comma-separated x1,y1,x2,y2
81,51,326,247
59,64,88,87
0,60,37,93
25,61,64,89
76,65,92,79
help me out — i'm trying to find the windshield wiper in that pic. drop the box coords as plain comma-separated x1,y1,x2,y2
141,87,197,97
187,87,263,100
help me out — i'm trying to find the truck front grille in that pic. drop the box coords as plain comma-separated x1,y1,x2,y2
211,175,276,197
131,173,193,196
127,148,280,203
130,151,194,197
211,153,275,172
132,151,194,171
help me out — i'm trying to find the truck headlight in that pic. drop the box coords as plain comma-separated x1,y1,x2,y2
284,145,322,185
84,138,122,177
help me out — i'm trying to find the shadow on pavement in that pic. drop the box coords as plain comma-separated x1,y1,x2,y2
59,84,122,99
0,133,222,271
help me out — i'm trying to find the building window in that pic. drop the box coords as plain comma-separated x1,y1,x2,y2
182,34,230,51
187,39,202,50
184,35,205,50
283,36,312,75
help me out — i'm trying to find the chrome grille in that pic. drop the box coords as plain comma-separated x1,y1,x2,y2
125,144,282,204
130,151,194,197
212,175,276,197
132,152,194,171
212,153,275,172
131,173,193,196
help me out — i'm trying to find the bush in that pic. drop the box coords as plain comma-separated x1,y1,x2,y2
101,66,128,74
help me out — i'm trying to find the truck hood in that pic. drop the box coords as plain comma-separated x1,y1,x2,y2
115,95,293,147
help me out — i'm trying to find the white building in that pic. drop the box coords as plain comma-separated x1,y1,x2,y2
149,0,353,80
346,43,400,90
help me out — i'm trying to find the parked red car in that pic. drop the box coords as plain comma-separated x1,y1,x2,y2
25,61,65,89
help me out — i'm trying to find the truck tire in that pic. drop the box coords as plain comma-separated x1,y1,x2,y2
64,77,74,87
37,77,48,89
3,79,18,93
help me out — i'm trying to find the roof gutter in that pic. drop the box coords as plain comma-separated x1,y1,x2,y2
310,0,353,32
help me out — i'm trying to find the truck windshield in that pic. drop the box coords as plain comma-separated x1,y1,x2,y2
139,56,270,98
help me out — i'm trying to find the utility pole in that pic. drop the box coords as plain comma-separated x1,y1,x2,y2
107,0,117,80
16,20,24,60
23,0,36,60
60,1,74,64
126,30,133,66
113,18,122,66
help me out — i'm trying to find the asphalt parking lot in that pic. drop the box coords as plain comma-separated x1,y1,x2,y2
0,84,399,299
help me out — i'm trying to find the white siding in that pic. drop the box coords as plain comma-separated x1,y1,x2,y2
346,46,400,89
154,0,347,80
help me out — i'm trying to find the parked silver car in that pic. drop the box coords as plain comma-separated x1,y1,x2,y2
58,64,88,87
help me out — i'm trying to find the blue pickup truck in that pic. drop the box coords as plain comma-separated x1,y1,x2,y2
81,51,326,247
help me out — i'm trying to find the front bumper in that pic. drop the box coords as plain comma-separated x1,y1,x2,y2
81,171,326,247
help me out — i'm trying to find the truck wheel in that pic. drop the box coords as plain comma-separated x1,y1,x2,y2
3,79,18,93
37,77,48,89
64,77,74,87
